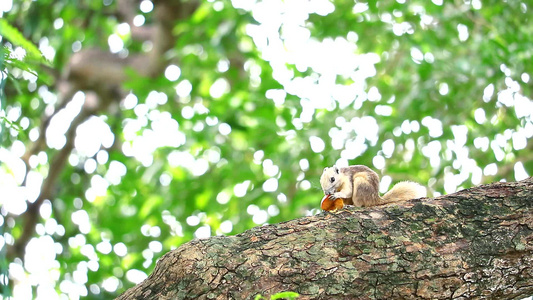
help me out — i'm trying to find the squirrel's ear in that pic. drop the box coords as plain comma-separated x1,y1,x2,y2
334,166,339,174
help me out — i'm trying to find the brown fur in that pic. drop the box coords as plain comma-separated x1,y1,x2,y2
320,165,424,207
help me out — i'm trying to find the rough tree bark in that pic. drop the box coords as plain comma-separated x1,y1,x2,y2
118,177,533,300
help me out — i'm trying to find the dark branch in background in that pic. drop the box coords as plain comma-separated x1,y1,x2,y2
7,0,199,261
20,80,77,181
117,0,154,41
9,105,93,260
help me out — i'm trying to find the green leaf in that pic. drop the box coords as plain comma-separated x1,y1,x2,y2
271,291,300,300
0,19,43,60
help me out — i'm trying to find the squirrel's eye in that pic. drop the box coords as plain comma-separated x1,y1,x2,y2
330,177,335,183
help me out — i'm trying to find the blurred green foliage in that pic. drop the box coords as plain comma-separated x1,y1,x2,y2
0,0,531,298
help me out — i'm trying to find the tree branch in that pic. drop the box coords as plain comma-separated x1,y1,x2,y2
8,104,94,260
118,177,533,299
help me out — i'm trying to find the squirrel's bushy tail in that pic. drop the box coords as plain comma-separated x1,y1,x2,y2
382,181,426,203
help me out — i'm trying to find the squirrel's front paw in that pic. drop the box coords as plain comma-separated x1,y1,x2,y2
330,193,344,200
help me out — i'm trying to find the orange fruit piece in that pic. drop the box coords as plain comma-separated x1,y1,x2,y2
320,194,344,211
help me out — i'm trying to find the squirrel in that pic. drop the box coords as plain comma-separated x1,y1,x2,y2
320,165,425,208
